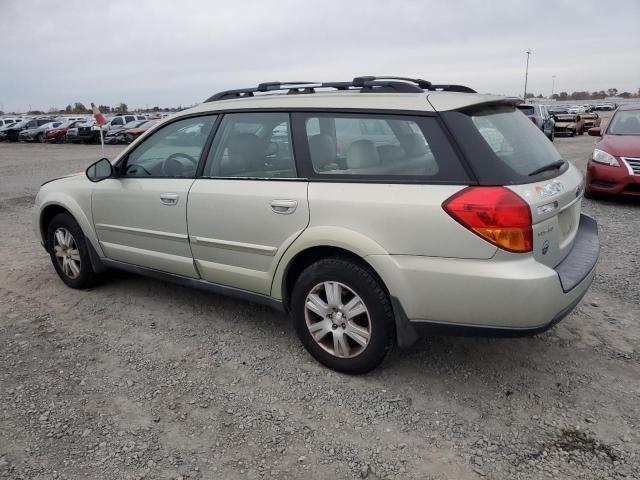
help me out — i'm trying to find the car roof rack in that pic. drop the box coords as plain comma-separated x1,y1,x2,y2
204,76,476,102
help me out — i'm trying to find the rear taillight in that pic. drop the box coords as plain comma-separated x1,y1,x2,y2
528,116,537,124
442,187,533,253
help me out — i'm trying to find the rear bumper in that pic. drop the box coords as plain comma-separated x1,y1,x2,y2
367,214,599,347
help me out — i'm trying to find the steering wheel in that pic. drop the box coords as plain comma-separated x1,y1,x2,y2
125,163,152,176
162,152,198,177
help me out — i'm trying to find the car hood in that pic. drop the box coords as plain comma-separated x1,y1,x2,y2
41,172,84,187
126,128,148,134
598,135,640,157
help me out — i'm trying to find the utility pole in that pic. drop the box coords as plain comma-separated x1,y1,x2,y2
523,49,532,100
551,75,556,99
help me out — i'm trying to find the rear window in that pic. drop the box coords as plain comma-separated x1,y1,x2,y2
442,104,566,184
517,106,535,116
299,113,470,183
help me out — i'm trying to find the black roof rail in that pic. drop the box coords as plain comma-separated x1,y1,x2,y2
204,76,476,102
352,75,433,90
429,84,477,93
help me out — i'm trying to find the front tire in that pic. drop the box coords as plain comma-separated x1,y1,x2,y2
47,213,101,289
291,257,395,374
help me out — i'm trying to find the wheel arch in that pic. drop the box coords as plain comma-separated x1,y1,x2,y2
271,226,390,312
39,196,103,257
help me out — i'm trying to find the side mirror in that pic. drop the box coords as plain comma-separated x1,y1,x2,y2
588,127,602,137
86,158,113,182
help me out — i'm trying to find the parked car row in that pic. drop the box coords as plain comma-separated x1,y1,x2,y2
547,103,617,115
0,112,172,144
516,103,604,140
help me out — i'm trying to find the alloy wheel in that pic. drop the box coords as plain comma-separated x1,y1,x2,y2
53,227,81,279
304,281,372,359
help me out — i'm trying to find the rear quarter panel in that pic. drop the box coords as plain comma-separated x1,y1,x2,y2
306,183,497,258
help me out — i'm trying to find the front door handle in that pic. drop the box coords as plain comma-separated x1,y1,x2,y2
160,193,179,206
270,199,297,214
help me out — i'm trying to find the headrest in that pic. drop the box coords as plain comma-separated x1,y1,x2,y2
228,133,263,170
399,133,428,157
346,139,380,169
308,134,337,169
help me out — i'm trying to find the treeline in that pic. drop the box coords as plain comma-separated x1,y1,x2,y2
55,102,179,114
525,88,640,101
2,102,184,116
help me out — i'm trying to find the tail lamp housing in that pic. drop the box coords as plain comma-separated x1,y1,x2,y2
443,187,533,253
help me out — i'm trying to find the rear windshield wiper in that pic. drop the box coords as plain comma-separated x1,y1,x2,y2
528,159,565,177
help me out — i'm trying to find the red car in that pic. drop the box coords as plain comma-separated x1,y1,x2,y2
44,120,85,143
122,120,159,143
586,104,640,197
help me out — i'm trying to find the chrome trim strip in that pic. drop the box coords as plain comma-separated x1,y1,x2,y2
95,223,188,241
621,157,640,176
190,236,277,256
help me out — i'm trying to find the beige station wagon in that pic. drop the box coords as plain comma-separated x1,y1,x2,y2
33,76,600,373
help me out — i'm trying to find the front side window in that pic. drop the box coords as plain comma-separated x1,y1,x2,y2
123,115,216,178
203,112,296,178
301,113,469,182
111,117,123,126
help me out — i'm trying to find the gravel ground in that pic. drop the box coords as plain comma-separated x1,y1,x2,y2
1,117,639,480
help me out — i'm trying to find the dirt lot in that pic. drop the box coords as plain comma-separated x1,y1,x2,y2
1,118,639,480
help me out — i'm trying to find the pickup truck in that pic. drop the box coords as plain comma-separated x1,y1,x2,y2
74,114,147,143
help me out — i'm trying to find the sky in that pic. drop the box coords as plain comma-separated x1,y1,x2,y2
1,0,639,113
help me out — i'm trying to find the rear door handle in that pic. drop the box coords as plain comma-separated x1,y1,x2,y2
270,199,297,214
160,193,179,206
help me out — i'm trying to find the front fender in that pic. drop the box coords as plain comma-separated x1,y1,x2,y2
270,225,388,299
37,189,103,257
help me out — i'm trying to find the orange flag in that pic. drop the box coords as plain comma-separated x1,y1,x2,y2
91,102,107,125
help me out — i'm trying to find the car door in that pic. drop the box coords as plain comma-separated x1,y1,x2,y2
91,114,218,277
187,112,309,295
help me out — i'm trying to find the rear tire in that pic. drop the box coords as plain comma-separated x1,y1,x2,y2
36,133,44,143
291,257,395,374
47,213,101,289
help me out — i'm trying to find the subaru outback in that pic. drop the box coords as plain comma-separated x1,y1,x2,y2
33,76,599,373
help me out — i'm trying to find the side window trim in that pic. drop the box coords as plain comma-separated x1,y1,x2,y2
115,113,218,179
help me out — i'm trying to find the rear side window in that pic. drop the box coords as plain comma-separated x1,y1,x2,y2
442,104,566,184
298,113,470,183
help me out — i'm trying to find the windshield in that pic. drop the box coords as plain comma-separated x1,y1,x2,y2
607,110,640,135
517,106,535,116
